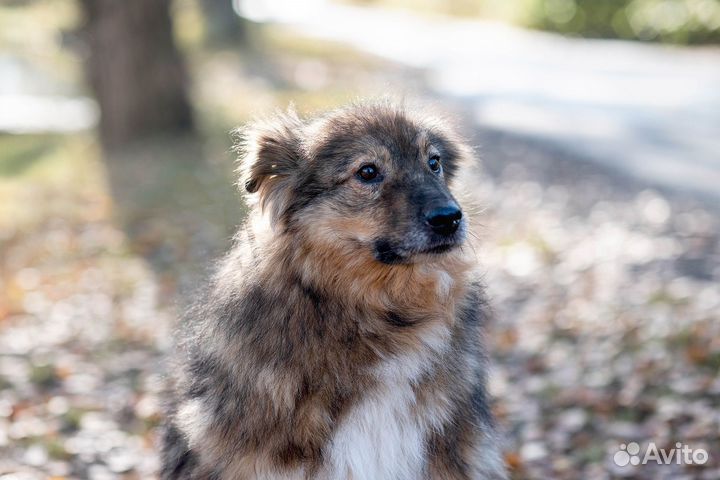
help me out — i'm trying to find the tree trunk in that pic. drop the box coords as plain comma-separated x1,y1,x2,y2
79,0,194,151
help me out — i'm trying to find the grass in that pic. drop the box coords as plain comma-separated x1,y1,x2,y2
0,0,84,91
0,134,64,177
0,133,108,235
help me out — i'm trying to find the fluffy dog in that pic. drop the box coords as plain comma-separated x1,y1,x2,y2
160,102,507,479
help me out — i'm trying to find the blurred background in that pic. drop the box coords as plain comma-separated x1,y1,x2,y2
0,0,719,479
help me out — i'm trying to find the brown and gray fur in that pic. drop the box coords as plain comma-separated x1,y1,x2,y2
160,102,507,480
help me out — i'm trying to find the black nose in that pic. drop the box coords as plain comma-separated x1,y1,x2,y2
426,206,462,236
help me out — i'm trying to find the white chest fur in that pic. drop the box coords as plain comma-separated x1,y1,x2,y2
322,376,426,480
320,320,451,480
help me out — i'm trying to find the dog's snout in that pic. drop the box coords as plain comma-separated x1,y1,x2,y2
426,206,462,236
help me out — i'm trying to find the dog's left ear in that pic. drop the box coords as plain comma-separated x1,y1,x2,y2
236,110,305,225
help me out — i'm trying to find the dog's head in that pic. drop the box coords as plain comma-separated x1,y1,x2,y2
238,103,471,265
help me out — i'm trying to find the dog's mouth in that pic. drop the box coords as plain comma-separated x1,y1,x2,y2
373,238,461,264
422,243,456,255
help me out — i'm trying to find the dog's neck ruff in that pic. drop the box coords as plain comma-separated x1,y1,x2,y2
270,236,474,313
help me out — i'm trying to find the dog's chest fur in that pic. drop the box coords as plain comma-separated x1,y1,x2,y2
325,377,424,479
207,322,451,480
319,326,449,480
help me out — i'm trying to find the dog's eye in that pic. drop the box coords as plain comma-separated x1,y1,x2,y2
357,164,380,182
428,155,442,173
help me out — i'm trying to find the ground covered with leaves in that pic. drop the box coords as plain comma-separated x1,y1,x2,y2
473,130,720,479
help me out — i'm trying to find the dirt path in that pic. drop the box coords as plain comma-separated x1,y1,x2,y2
237,0,720,199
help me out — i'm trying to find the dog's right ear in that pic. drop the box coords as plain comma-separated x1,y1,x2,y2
235,111,305,225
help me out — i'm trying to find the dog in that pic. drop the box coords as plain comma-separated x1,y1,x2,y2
160,102,507,479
